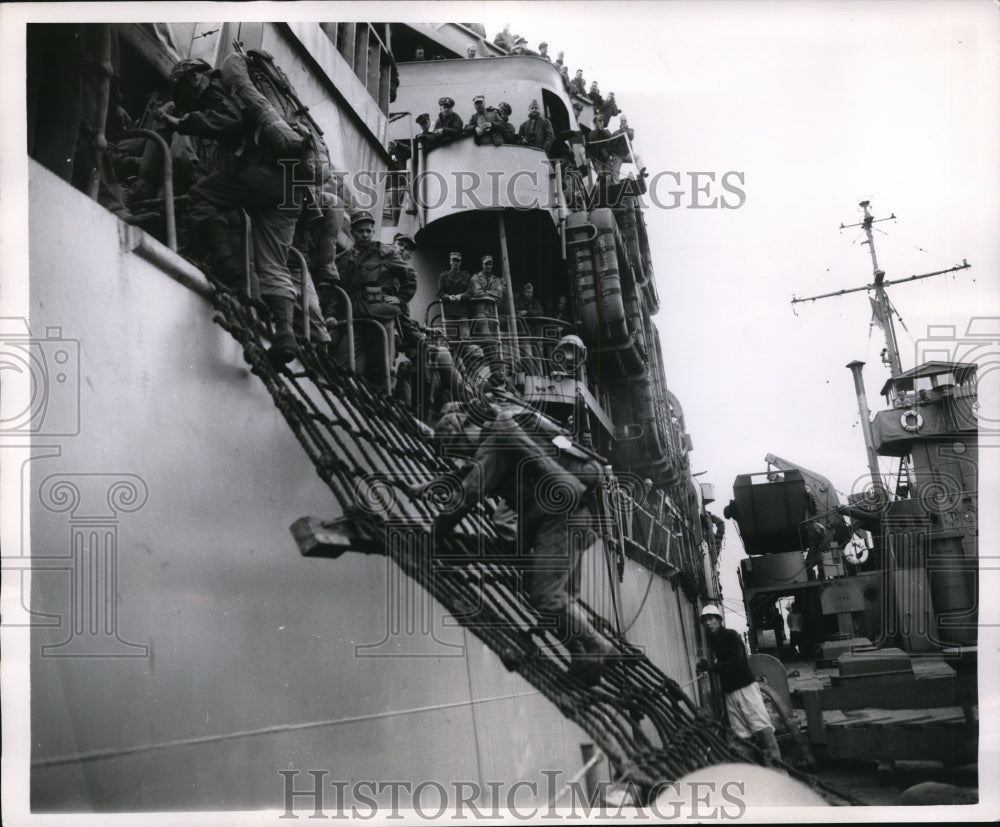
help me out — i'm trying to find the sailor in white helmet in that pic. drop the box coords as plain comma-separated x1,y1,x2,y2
697,604,782,764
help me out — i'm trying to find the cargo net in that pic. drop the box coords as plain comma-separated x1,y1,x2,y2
211,291,861,806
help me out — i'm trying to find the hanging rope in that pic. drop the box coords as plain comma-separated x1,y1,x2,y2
209,287,865,806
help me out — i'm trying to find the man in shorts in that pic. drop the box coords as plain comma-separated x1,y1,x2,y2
698,605,781,763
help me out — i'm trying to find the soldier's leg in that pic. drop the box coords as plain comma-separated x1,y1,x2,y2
187,171,249,286
353,316,392,390
527,509,608,653
336,317,366,375
296,268,331,345
249,205,302,365
375,317,397,391
241,164,305,365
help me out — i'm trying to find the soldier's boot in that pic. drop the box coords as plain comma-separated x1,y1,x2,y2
392,353,412,406
264,295,299,367
753,727,782,766
200,218,244,289
562,606,615,687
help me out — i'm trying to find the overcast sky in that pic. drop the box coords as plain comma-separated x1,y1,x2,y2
4,0,997,630
470,0,1000,630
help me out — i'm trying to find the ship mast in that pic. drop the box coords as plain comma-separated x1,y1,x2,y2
791,199,970,378
857,200,902,377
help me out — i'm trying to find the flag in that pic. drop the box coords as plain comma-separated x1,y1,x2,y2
869,296,885,330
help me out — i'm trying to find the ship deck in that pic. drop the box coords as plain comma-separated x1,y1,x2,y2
772,652,979,805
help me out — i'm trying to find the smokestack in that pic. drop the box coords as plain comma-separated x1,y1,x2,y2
846,360,883,490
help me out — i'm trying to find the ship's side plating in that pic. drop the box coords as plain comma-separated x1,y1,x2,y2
24,21,721,811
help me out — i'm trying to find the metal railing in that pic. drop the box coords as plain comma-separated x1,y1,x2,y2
119,128,177,250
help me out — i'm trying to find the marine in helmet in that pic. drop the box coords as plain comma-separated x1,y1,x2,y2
335,210,415,394
426,399,615,685
697,605,782,764
158,55,309,366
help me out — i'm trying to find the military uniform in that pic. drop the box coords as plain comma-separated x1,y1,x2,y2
514,288,545,374
431,97,464,147
469,265,505,340
338,234,415,389
173,63,305,303
609,124,635,183
166,55,311,364
495,103,517,144
471,108,506,146
517,114,555,152
513,291,544,318
586,124,614,179
438,264,474,339
433,405,613,683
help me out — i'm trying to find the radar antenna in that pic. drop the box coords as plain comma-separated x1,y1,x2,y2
791,200,970,378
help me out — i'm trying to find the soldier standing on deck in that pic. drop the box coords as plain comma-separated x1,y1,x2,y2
337,211,414,392
391,232,424,406
431,97,464,147
517,100,555,153
437,252,474,339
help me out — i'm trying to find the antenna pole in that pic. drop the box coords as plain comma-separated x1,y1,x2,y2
858,201,903,378
790,200,971,377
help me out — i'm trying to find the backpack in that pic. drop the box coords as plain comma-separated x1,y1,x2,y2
220,46,332,187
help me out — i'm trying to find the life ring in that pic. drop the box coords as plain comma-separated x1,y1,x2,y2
900,409,924,432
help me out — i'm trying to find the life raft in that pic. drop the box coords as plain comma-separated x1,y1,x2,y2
633,199,658,311
617,196,646,289
565,210,600,345
590,208,629,345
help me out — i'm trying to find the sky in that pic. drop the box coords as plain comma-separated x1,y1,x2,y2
2,0,997,631
1,1,998,820
471,0,1000,632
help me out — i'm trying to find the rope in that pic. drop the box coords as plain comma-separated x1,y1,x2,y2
209,288,866,806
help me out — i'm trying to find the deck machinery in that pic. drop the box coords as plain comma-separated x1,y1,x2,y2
726,357,979,766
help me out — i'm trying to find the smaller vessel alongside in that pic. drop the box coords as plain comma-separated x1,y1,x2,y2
724,201,980,795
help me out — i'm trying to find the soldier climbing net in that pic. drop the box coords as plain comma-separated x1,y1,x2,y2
210,289,862,806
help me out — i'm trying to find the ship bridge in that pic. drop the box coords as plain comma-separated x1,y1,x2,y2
383,52,674,488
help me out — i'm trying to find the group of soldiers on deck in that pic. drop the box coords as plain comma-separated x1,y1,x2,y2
415,95,555,152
